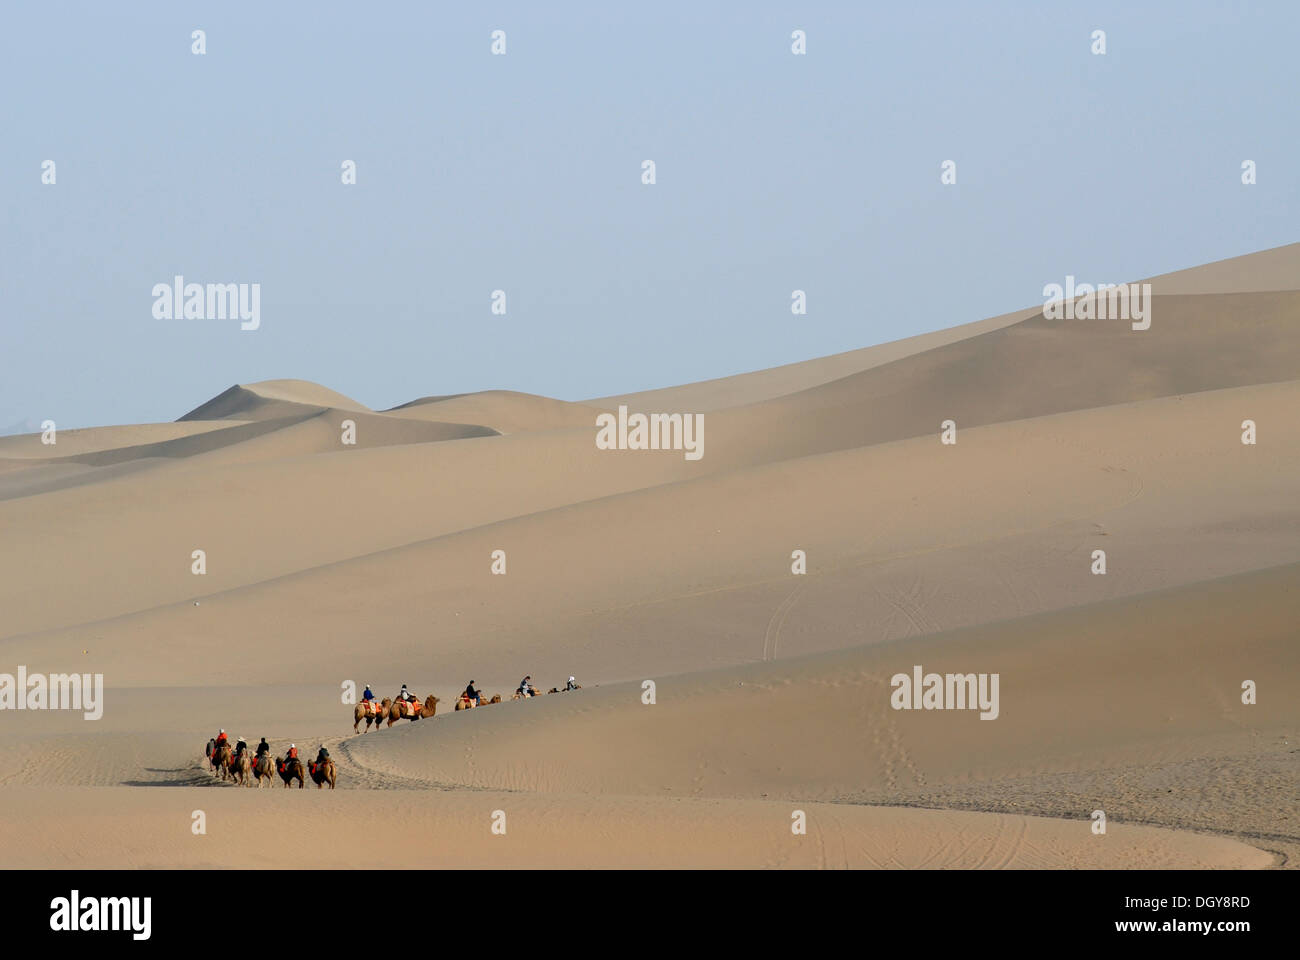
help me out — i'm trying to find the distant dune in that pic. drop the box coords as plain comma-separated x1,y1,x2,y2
1,242,1296,868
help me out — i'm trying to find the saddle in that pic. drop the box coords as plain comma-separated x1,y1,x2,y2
361,700,382,715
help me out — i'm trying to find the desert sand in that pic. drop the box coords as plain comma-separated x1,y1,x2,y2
0,243,1296,868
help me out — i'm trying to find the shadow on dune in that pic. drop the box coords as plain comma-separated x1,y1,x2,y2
121,766,221,787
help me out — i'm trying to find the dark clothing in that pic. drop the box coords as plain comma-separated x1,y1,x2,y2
465,684,480,702
362,687,375,701
316,748,329,763
234,741,247,756
255,741,269,757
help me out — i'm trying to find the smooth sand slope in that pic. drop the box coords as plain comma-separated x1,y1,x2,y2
0,243,1296,868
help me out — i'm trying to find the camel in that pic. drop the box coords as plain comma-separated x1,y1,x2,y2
309,757,337,790
386,694,439,726
455,692,503,710
251,754,276,788
210,741,232,780
277,756,304,788
353,697,390,733
229,749,252,786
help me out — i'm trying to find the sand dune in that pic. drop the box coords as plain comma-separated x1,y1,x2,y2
1146,240,1300,295
179,379,371,421
592,307,1043,412
0,785,1272,869
1,243,1296,869
347,560,1296,802
9,377,1291,688
385,390,602,434
700,290,1300,468
597,240,1300,412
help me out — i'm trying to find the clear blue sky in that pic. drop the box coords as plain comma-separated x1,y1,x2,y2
2,1,1296,429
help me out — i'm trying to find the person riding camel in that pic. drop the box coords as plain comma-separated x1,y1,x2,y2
362,684,375,702
565,676,579,691
464,681,481,705
278,742,298,774
518,676,537,698
215,728,228,746
399,684,416,704
233,736,247,757
255,737,270,758
315,745,330,764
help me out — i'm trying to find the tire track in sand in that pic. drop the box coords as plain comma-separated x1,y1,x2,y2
761,581,806,661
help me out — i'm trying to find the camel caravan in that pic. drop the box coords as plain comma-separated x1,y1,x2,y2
204,732,335,790
351,677,582,732
200,678,585,790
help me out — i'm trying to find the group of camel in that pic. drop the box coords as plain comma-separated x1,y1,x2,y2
203,681,583,790
352,683,580,734
204,738,336,790
351,693,452,733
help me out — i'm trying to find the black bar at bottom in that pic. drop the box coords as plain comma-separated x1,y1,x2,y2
8,868,1282,945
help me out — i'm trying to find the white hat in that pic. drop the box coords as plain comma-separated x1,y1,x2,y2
569,676,575,682
290,743,295,748
219,729,225,733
